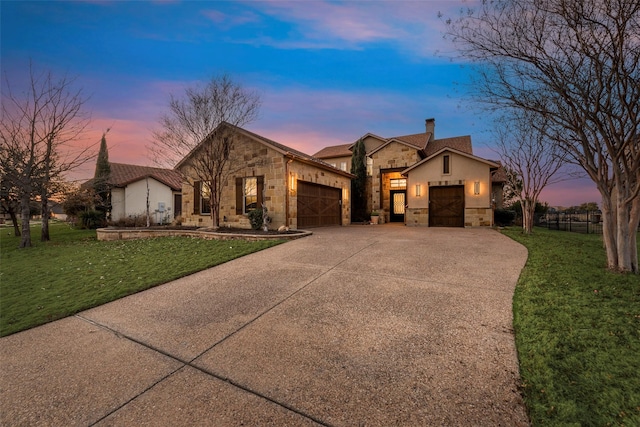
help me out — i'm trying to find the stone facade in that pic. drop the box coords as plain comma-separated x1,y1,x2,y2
370,142,420,222
179,126,351,230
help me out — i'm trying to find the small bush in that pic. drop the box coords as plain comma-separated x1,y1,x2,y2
248,209,263,230
494,209,516,226
109,215,155,228
78,210,105,229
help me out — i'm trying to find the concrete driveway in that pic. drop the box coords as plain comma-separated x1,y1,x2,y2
1,226,529,426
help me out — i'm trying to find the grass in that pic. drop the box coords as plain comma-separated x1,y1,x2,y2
0,221,283,337
502,227,640,426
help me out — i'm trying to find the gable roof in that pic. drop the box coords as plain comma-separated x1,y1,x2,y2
313,143,352,159
176,122,354,178
82,163,183,191
401,147,499,176
316,131,473,162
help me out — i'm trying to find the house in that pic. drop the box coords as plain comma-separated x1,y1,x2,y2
176,123,354,229
83,163,183,223
315,118,505,227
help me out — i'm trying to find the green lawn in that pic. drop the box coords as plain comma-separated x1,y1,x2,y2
0,221,283,337
502,227,640,426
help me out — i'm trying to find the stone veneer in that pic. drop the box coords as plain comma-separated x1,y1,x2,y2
179,132,351,230
370,142,419,221
405,207,493,227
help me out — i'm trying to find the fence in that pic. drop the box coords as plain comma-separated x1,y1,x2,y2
543,210,603,234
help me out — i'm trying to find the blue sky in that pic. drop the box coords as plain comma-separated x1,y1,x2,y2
1,0,599,206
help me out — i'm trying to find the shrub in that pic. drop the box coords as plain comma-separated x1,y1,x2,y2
78,210,105,229
248,208,263,230
494,208,516,226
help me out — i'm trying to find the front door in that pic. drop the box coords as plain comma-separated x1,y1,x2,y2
390,190,406,222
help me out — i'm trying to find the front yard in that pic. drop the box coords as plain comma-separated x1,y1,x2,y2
0,222,283,337
503,227,639,426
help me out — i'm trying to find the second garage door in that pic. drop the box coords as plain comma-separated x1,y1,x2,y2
297,181,341,228
429,185,464,227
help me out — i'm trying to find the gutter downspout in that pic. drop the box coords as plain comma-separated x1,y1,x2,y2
286,158,293,227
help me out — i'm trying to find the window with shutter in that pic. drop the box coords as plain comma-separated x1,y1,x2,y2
236,176,264,214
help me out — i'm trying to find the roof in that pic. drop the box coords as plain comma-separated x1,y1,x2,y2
176,122,354,178
83,163,183,191
401,147,500,176
313,143,352,159
424,136,472,157
319,132,472,160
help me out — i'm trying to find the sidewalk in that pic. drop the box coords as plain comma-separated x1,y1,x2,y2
1,226,529,426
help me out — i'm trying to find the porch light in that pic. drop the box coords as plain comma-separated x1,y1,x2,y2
474,181,480,195
290,175,296,194
415,184,421,197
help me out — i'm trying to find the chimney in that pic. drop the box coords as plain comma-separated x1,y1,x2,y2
425,118,435,138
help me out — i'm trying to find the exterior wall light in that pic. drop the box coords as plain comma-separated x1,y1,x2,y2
474,181,480,195
415,184,421,197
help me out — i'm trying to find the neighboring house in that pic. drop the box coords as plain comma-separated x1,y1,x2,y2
83,163,183,223
176,122,354,229
315,118,505,227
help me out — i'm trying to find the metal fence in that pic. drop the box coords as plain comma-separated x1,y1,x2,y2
542,210,603,234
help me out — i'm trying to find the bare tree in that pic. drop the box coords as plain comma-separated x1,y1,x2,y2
0,65,91,247
150,75,261,228
447,0,640,273
494,113,568,234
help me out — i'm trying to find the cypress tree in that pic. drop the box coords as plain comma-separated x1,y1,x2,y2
350,138,367,222
93,132,111,220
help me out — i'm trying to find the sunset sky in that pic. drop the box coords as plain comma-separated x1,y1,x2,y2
1,0,600,207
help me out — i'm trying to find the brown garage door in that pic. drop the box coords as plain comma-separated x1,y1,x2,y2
429,185,464,227
297,181,341,228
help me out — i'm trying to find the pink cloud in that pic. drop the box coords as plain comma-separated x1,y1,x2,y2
237,0,471,56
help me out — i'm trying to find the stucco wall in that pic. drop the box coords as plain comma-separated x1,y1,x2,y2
110,179,176,223
405,151,494,227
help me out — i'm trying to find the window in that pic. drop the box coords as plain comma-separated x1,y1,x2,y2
244,177,258,213
366,157,373,176
193,181,211,215
443,155,450,174
390,178,406,189
236,176,263,215
340,161,347,171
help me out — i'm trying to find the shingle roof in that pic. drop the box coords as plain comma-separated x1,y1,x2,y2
84,163,183,191
313,143,352,159
424,135,473,157
392,132,431,150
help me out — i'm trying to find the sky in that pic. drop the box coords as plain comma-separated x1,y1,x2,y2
1,0,600,207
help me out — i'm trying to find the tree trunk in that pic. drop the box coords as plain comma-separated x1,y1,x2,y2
521,199,534,234
19,193,31,248
616,193,639,273
41,196,50,242
601,193,619,270
7,205,20,237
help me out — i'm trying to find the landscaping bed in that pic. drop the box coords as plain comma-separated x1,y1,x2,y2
97,225,310,241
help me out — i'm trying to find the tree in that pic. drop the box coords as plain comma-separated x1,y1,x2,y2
350,138,367,222
494,112,568,234
447,0,640,273
150,75,261,228
0,65,91,247
93,131,111,221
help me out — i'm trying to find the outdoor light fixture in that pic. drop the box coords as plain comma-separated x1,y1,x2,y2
290,175,296,193
474,181,480,195
415,184,421,197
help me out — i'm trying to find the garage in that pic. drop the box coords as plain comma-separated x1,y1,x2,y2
429,185,464,227
297,181,342,227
